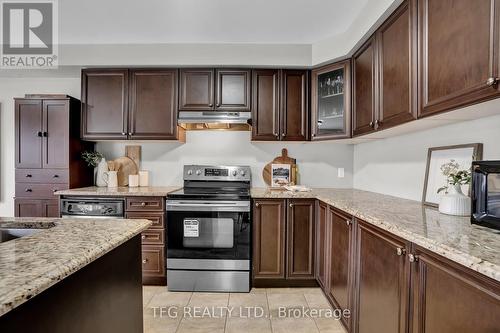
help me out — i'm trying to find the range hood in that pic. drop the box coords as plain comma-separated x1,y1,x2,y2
178,111,252,131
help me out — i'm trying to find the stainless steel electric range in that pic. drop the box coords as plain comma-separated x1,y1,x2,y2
166,165,251,292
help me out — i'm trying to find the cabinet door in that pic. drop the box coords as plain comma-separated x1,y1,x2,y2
15,99,43,169
355,220,410,333
353,37,377,136
419,0,500,117
215,69,251,111
281,70,309,141
44,200,60,217
315,201,329,289
179,69,215,111
251,69,281,141
81,69,128,140
286,199,315,279
42,100,69,169
253,199,286,279
377,0,417,130
15,199,44,217
311,61,351,140
129,69,178,139
327,208,353,329
410,246,500,333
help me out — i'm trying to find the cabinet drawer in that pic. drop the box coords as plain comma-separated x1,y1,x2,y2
126,197,164,211
141,245,165,276
16,169,69,183
125,212,165,229
15,183,68,199
141,229,164,245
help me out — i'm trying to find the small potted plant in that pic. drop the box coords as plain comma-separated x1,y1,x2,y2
437,160,472,216
81,151,107,187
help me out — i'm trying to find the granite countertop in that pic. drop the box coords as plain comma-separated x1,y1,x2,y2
0,217,151,316
251,188,500,283
55,186,181,197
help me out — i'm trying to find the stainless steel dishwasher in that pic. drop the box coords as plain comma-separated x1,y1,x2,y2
60,197,125,219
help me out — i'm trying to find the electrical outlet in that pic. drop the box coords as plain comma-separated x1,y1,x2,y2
338,168,345,178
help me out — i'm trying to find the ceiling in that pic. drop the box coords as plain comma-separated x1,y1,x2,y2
60,0,370,44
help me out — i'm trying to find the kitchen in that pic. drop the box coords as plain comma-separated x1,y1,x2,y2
1,0,500,333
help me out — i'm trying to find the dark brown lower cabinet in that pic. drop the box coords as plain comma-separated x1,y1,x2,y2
287,199,315,279
15,198,59,217
354,220,411,333
253,199,286,279
315,201,329,289
410,246,500,333
327,207,354,330
253,199,315,286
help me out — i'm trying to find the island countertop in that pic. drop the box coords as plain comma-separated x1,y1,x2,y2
251,188,500,283
0,217,151,316
55,186,181,197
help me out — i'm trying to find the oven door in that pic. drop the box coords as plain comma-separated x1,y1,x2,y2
166,200,251,260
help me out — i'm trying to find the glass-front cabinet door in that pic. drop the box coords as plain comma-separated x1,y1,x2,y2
311,60,351,140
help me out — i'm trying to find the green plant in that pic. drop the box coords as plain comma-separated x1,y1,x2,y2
81,151,103,168
437,159,471,194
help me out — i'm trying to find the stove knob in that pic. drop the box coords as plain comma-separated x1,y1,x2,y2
196,170,202,176
232,170,238,176
187,169,193,176
240,170,246,176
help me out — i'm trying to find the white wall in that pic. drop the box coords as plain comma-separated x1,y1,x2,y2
97,132,354,188
353,112,500,201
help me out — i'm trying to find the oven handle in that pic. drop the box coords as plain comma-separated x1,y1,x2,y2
166,200,250,212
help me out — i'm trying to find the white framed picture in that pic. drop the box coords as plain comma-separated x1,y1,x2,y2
422,143,483,207
271,164,291,188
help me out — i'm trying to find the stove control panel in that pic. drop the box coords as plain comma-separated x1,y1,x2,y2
184,165,251,182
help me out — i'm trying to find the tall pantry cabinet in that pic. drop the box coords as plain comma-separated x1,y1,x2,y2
14,95,94,217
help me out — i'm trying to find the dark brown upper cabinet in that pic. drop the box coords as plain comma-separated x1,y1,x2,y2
179,68,251,111
315,201,329,289
354,220,411,333
81,69,129,140
286,199,315,279
15,99,43,169
353,37,377,137
418,0,500,117
129,69,178,140
311,60,351,140
410,245,500,333
43,100,70,169
179,69,215,111
377,0,418,130
215,69,251,111
251,69,281,141
252,69,309,141
82,68,183,141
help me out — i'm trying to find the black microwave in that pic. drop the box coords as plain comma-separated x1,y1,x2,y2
471,161,500,230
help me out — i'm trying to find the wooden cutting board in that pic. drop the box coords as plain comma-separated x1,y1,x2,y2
113,156,138,186
263,148,297,187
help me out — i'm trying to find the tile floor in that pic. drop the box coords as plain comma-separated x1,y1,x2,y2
143,286,347,333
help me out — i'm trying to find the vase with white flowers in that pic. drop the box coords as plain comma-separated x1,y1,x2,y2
437,160,472,216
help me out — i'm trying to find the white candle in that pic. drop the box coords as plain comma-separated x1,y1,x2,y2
139,170,149,187
129,174,139,187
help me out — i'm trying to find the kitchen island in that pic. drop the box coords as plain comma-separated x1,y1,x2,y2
0,217,151,333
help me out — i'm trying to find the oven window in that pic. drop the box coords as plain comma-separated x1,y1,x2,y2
488,174,500,216
183,218,234,248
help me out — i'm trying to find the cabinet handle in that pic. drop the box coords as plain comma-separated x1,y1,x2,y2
141,202,146,206
36,131,42,137
408,254,418,262
141,235,146,239
282,133,286,137
209,103,214,107
346,219,351,226
312,133,316,137
26,174,32,178
396,248,406,256
216,103,220,107
122,132,126,135
375,120,381,127
53,189,58,193
128,132,132,136
369,121,374,128
42,132,47,137
486,77,499,86
25,188,32,192
53,174,59,178
142,259,148,264
289,203,294,208
273,132,279,137
255,202,260,207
